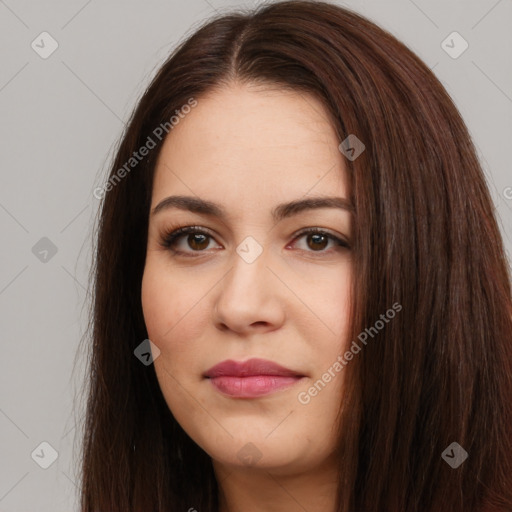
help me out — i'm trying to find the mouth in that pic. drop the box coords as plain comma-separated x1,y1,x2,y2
203,358,306,398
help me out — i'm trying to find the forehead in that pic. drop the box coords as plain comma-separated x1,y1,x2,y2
151,82,349,211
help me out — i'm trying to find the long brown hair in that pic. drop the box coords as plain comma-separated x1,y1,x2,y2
78,1,512,510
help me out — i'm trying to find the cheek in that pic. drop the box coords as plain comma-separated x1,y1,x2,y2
141,263,205,410
298,265,352,350
330,265,352,330
141,260,213,366
142,262,191,335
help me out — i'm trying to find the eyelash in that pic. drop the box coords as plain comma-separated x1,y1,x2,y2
159,225,350,257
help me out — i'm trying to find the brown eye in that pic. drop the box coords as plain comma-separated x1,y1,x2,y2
291,228,350,254
160,226,219,255
306,233,329,251
187,233,210,250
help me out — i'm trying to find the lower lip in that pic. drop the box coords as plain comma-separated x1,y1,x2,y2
208,375,303,398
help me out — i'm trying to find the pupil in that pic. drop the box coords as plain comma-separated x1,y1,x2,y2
309,233,327,250
189,234,208,250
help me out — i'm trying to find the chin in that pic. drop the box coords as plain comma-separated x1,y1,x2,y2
204,435,313,472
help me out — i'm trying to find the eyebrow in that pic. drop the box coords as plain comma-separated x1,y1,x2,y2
151,195,354,222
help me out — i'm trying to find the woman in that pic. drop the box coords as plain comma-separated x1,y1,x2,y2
80,1,512,510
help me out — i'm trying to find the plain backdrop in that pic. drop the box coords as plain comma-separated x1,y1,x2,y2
0,0,511,510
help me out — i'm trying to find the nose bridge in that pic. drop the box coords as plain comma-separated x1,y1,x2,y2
223,236,271,303
213,235,285,331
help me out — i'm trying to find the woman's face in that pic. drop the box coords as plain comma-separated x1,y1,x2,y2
141,82,353,475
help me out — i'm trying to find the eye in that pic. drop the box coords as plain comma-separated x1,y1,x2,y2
159,226,220,256
288,228,350,254
159,225,350,257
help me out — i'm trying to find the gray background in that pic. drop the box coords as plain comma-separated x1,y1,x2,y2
0,0,511,510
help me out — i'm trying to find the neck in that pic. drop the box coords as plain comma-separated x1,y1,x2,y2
212,452,339,512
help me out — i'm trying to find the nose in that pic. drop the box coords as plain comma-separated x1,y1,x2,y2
212,244,286,335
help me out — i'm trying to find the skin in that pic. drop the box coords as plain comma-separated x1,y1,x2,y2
141,82,353,512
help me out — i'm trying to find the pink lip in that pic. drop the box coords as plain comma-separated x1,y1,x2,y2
204,358,305,398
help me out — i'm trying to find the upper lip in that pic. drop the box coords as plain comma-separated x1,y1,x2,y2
203,358,304,378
